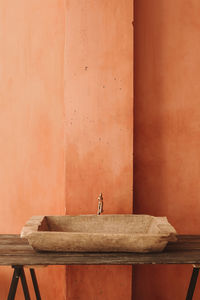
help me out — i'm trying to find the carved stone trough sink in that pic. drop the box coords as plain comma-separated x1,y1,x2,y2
21,215,177,253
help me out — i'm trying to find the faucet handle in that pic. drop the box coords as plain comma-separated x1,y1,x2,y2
97,193,103,215
98,193,103,202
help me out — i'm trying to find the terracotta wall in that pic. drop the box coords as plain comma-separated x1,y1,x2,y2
0,0,133,299
0,1,66,299
134,0,200,299
64,0,133,299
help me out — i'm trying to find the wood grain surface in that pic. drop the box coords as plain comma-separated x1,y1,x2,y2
1,235,200,266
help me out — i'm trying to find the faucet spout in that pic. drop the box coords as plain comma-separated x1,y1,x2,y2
97,193,103,215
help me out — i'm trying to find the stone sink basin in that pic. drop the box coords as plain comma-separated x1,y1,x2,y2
21,215,177,253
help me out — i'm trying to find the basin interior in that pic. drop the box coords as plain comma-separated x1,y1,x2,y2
38,215,168,235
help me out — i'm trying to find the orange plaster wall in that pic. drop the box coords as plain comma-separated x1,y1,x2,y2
64,0,133,299
0,1,133,299
134,1,200,299
0,1,66,299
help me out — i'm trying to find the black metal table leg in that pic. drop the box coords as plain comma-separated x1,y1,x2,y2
30,268,41,300
186,267,199,300
20,268,31,300
7,266,42,300
7,268,20,300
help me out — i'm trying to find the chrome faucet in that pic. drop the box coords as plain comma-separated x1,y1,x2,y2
97,193,103,215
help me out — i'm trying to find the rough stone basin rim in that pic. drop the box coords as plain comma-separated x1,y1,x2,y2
20,215,177,253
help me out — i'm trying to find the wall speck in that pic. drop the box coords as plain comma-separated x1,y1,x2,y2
85,66,88,70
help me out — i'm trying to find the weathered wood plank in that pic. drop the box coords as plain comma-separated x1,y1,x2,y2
1,252,200,265
0,235,200,266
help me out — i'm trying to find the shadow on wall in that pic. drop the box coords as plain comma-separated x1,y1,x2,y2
134,0,171,220
134,0,200,232
134,0,200,299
